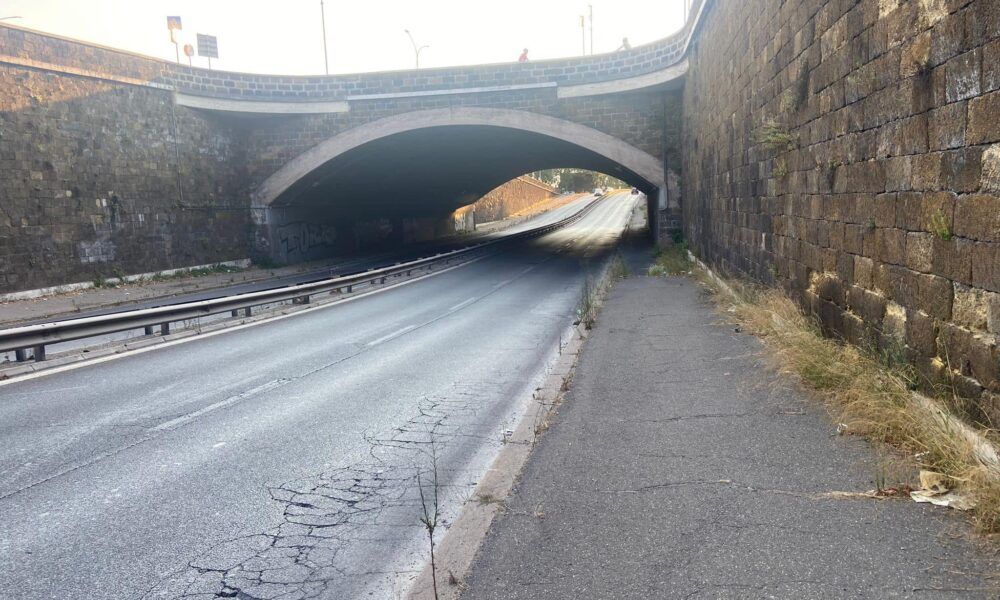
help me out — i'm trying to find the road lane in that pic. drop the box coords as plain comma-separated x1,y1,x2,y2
0,192,637,600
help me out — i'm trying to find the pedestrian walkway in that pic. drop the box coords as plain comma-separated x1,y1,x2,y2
463,257,999,598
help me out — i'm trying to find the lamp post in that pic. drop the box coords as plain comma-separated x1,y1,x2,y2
579,15,585,56
320,0,329,74
404,29,429,69
588,4,593,55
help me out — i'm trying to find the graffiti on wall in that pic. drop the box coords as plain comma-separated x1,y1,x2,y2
276,221,337,259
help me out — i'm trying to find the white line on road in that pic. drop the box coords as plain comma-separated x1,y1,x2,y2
366,325,416,347
448,297,478,312
149,378,291,432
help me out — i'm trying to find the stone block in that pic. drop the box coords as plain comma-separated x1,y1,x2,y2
854,254,875,287
931,236,974,283
981,144,1000,194
945,48,981,103
927,101,966,150
900,30,932,78
940,146,983,193
953,194,1000,242
905,231,934,272
985,38,1000,93
885,155,913,191
919,272,954,319
877,227,907,264
971,242,1000,292
953,283,992,331
874,193,897,227
910,152,944,190
906,308,938,356
968,90,1000,144
848,284,888,323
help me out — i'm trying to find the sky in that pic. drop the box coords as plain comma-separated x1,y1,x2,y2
1,0,686,75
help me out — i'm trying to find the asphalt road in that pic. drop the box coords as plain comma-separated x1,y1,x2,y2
0,191,637,600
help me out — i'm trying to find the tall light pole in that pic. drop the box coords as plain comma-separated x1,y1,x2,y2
588,4,593,55
320,0,329,74
579,15,585,56
404,29,429,69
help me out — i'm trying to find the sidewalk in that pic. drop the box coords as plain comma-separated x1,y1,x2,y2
463,255,999,598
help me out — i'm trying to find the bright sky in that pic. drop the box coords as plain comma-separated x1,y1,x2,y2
1,0,686,75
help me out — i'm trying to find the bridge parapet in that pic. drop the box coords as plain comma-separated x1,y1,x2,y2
0,0,705,102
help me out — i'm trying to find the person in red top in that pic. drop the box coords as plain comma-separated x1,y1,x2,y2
518,48,529,62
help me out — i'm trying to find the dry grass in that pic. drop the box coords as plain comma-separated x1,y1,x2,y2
577,253,629,329
705,275,1000,533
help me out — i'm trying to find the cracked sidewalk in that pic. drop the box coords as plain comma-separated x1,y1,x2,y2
462,254,1000,599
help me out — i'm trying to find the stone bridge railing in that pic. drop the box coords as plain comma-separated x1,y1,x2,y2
0,0,707,103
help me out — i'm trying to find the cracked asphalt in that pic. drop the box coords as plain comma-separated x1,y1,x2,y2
463,259,1000,599
0,193,637,599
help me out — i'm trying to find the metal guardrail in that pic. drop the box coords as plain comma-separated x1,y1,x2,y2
0,196,606,362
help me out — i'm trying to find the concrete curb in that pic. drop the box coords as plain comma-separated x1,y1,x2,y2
405,249,628,600
405,323,589,600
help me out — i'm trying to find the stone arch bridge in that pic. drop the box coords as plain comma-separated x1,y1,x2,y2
0,1,705,285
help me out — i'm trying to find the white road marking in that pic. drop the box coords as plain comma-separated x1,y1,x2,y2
448,297,477,312
366,325,416,347
149,378,290,432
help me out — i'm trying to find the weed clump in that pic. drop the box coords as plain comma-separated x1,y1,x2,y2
755,119,798,153
648,243,692,277
929,210,953,240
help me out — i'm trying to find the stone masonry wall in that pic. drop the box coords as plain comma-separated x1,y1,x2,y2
683,0,1000,414
0,62,251,293
454,176,556,226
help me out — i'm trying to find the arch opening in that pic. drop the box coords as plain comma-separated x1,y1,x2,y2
253,108,665,263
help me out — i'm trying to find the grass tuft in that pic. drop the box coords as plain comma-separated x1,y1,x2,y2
648,243,692,277
708,277,1000,533
755,120,798,153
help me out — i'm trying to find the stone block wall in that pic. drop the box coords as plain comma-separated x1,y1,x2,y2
0,60,251,293
453,176,556,226
683,0,1000,412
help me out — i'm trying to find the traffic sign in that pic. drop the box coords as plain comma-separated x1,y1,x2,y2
196,34,219,59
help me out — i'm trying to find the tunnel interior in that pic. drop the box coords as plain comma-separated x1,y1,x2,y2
260,124,660,263
272,125,657,218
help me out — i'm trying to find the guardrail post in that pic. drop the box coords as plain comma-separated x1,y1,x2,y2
14,348,27,362
231,310,239,317
160,322,170,335
243,307,252,317
144,326,155,335
346,285,353,293
292,296,310,305
33,345,45,362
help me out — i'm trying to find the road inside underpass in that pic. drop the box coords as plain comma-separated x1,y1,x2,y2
0,191,638,600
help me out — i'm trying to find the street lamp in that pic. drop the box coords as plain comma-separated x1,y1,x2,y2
404,29,429,69
588,4,593,55
319,0,329,75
